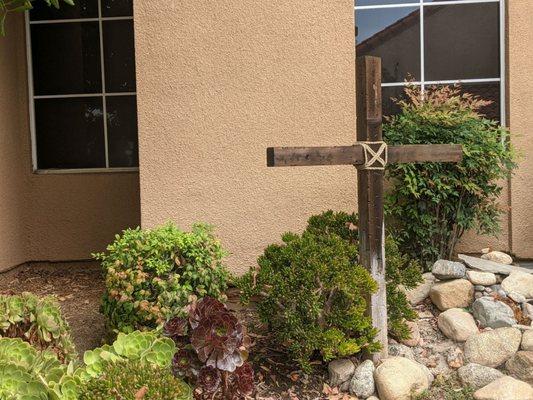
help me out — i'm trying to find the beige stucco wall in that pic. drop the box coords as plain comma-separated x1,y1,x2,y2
0,14,141,271
134,0,359,274
508,0,533,259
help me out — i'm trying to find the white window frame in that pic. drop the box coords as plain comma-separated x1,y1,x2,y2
25,4,139,174
354,0,507,129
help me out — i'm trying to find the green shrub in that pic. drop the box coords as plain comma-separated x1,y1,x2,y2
238,214,381,371
307,211,422,340
79,360,193,400
238,211,422,370
384,85,518,268
0,292,77,363
95,223,230,333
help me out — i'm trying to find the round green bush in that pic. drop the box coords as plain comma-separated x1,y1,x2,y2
95,223,230,333
0,292,77,363
79,360,193,400
238,211,422,369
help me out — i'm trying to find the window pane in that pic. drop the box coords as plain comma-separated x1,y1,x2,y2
29,0,97,21
424,3,500,81
357,0,417,6
35,97,106,169
455,83,501,122
102,0,133,17
31,22,101,95
382,85,413,117
106,96,139,167
356,7,421,83
103,20,136,92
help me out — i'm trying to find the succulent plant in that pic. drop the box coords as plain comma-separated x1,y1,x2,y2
166,297,255,399
81,331,176,381
0,292,77,363
0,337,79,400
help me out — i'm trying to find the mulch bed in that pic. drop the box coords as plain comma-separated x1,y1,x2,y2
0,262,331,400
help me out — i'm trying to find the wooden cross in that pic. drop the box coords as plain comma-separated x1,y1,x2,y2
266,56,463,361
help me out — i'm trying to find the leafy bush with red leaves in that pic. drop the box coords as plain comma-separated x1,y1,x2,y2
164,297,254,400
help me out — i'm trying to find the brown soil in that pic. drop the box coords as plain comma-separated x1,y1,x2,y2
0,262,332,400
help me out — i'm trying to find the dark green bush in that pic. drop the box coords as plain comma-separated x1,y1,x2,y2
239,212,381,371
79,360,192,400
238,211,422,370
95,223,230,333
384,85,517,268
306,211,422,340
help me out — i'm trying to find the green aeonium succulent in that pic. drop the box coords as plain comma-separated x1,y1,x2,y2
0,292,77,363
81,331,176,380
95,223,230,334
0,337,77,400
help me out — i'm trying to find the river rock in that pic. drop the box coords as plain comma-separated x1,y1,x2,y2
405,273,436,305
467,271,497,286
474,376,533,400
502,271,533,299
374,357,430,400
328,358,355,387
459,254,533,276
472,297,517,328
438,308,479,342
349,360,375,398
458,363,504,390
509,291,527,304
464,327,522,367
523,330,533,351
400,321,421,347
430,279,474,311
481,251,513,265
432,260,466,280
388,343,415,360
506,351,533,384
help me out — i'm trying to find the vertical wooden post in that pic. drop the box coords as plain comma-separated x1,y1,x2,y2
356,56,388,360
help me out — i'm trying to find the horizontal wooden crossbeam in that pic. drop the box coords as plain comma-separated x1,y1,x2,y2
266,144,462,167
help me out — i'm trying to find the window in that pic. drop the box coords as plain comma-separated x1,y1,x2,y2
26,0,139,172
355,0,505,122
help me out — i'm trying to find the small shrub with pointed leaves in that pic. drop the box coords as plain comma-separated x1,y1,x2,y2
238,210,422,370
95,222,230,334
0,292,77,363
164,297,255,400
79,360,193,400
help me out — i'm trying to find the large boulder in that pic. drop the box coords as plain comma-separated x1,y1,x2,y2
438,308,479,342
502,271,533,299
432,260,466,280
473,376,533,400
467,270,497,286
374,357,430,400
472,297,517,328
523,330,533,351
430,279,474,311
328,358,355,387
458,363,504,390
506,351,533,384
405,273,436,305
349,360,375,398
464,327,522,367
481,251,513,265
